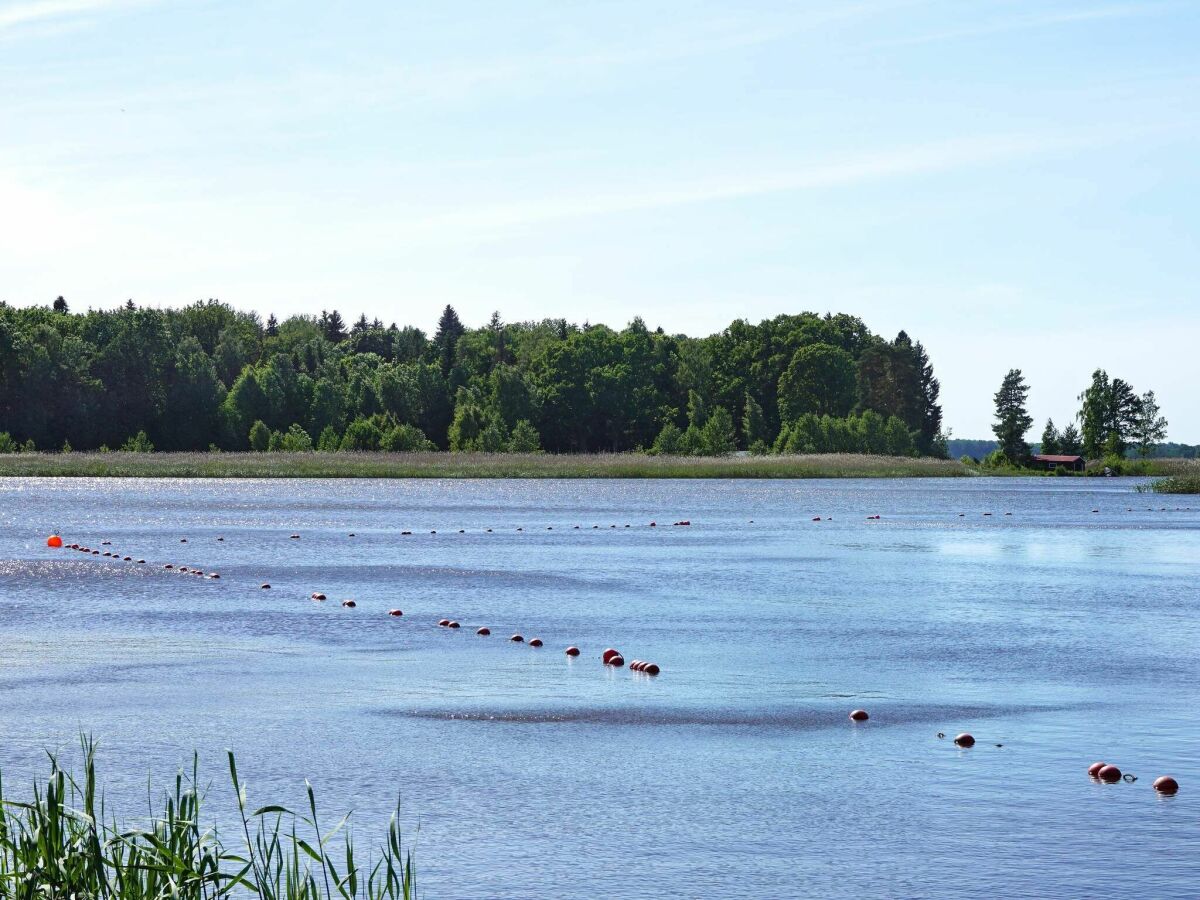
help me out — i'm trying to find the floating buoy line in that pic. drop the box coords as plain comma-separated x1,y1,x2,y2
41,522,1194,790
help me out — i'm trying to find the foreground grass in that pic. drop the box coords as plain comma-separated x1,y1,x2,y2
0,737,415,899
0,451,973,479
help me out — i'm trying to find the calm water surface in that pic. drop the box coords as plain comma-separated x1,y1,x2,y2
0,477,1197,898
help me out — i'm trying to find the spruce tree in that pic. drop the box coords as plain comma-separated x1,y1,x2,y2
992,369,1032,465
434,305,465,375
1039,418,1061,455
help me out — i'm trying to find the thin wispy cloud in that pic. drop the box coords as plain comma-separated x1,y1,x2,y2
0,0,147,31
875,2,1181,48
394,131,1094,240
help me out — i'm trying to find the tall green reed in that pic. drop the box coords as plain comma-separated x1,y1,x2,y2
0,736,415,899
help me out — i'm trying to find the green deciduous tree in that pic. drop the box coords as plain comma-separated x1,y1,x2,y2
1132,390,1167,457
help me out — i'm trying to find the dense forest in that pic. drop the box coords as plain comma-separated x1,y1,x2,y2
0,298,945,457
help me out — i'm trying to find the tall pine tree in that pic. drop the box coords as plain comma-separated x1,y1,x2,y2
992,369,1033,465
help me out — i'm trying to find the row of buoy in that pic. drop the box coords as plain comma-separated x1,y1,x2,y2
852,709,1181,794
60,541,146,564
1089,761,1179,794
428,626,660,674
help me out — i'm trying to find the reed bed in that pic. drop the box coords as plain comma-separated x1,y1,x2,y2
1150,474,1200,494
0,451,972,479
0,737,415,899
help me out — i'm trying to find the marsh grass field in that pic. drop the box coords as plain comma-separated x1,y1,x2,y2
0,451,975,479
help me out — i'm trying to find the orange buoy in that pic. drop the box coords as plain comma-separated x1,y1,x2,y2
602,648,620,663
953,733,975,748
47,535,63,548
260,583,271,590
565,646,580,656
388,609,403,617
849,709,869,722
1088,761,1107,778
643,663,660,675
1153,776,1179,795
1097,765,1122,783
476,626,490,635
342,599,356,608
448,620,460,628
510,634,524,642
607,654,625,667
529,638,543,647
438,619,450,626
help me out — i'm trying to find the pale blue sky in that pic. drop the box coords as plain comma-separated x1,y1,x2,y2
2,0,1197,438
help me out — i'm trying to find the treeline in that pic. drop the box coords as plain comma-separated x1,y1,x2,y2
0,298,945,457
990,368,1169,466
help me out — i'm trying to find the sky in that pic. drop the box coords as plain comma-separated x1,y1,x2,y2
1,0,1197,440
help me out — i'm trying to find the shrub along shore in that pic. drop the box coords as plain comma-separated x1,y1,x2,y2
0,450,974,479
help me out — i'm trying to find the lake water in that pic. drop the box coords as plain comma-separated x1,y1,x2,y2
0,476,1197,898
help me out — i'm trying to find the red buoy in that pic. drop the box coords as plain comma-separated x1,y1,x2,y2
954,733,975,748
1088,761,1107,778
849,709,869,722
629,660,643,671
312,592,326,600
1153,776,1179,795
643,663,660,675
607,655,625,667
47,535,63,548
260,583,271,590
438,619,450,626
510,634,524,642
529,638,543,647
388,609,403,617
341,599,356,608
602,648,621,663
164,564,173,569
208,573,220,579
565,646,580,656
447,620,460,628
476,627,490,635
1097,765,1122,783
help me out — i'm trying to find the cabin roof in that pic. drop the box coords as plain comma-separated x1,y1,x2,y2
1032,454,1084,463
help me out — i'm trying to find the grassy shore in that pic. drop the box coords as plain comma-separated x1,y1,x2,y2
0,451,974,479
0,737,415,899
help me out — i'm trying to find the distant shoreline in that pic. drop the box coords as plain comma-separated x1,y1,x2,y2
0,451,975,479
